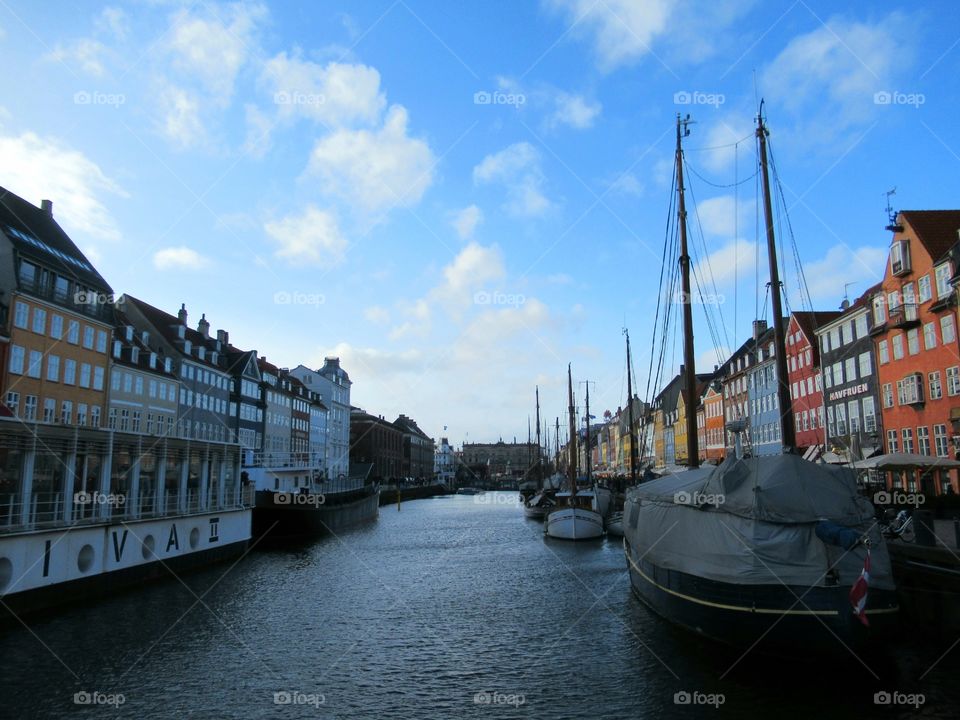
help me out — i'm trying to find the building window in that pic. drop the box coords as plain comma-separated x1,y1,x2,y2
90,406,101,427
907,328,920,355
24,395,37,421
93,366,105,391
77,403,88,427
82,326,94,349
13,301,28,329
897,374,924,405
836,404,847,435
923,322,937,350
50,314,63,339
9,345,25,375
108,408,117,429
67,320,80,344
96,329,107,353
132,411,142,433
882,382,894,408
60,400,72,425
934,424,949,457
892,334,904,360
42,398,55,423
120,408,130,432
887,429,899,453
948,366,960,396
858,352,871,379
46,355,60,382
79,363,91,388
5,392,20,416
917,426,931,456
891,240,911,275
936,262,953,298
929,371,943,400
863,396,877,432
941,315,956,345
901,428,914,454
848,400,860,433
873,297,886,325
918,274,932,302
63,359,76,385
845,357,857,382
31,307,46,334
27,350,42,378
878,340,889,364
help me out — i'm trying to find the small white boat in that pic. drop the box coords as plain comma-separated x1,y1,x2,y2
605,511,624,537
544,503,604,540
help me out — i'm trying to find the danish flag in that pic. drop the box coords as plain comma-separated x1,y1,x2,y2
849,550,871,627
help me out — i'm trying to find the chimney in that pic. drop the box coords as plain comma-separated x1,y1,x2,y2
752,319,767,339
216,329,229,345
40,199,53,216
177,303,188,326
197,313,210,338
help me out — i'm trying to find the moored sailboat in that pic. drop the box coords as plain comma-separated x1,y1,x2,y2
622,108,899,657
545,365,604,540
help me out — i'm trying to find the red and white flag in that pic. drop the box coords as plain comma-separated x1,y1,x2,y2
849,550,871,627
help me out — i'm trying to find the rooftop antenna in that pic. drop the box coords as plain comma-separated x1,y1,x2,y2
841,282,857,310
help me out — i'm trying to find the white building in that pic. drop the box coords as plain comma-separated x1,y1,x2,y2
290,358,351,479
434,437,456,486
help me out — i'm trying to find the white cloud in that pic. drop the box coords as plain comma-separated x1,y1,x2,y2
157,85,205,149
760,13,915,143
153,246,210,271
47,39,110,76
166,2,267,105
364,306,390,324
693,238,758,287
0,130,126,242
95,7,130,41
607,171,644,197
264,205,348,267
698,117,752,174
695,195,754,238
451,204,483,240
545,0,674,71
473,142,551,218
547,92,601,129
307,104,435,213
799,244,886,304
261,53,386,127
322,342,426,376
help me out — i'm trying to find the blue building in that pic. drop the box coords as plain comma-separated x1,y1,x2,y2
747,327,783,456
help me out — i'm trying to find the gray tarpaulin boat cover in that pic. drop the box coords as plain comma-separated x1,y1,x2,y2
625,454,894,589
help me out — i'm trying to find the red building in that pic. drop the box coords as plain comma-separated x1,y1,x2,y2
874,210,960,496
785,311,840,454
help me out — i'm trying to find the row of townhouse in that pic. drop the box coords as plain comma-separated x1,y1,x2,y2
350,408,437,482
0,187,354,530
646,209,960,498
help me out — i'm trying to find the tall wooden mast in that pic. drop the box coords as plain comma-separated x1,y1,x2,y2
625,328,638,484
584,381,592,484
535,386,542,488
756,104,795,451
567,364,578,496
677,114,700,468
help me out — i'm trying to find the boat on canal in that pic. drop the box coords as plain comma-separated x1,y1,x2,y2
622,107,899,656
545,365,604,540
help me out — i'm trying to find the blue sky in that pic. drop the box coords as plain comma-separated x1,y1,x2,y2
1,1,958,444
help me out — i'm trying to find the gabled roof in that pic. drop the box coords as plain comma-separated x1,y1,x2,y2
122,295,225,371
814,283,882,333
899,210,960,261
112,309,177,378
0,186,111,292
791,311,842,344
394,414,432,441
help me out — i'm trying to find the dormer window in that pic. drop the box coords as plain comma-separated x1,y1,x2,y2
184,340,192,354
935,261,953,299
112,340,122,358
198,346,205,360
210,351,218,365
130,347,139,364
177,325,185,339
149,352,157,369
890,239,911,276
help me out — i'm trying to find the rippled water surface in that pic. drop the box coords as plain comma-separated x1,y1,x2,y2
2,492,959,718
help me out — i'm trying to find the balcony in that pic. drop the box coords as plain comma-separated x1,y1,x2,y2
888,303,919,329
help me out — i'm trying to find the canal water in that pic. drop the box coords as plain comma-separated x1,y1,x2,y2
1,492,959,718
